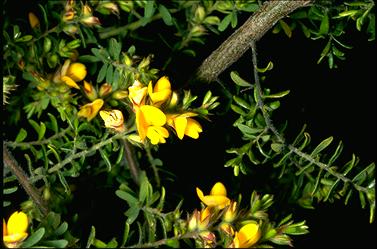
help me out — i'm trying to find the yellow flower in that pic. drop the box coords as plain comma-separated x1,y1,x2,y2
135,105,169,145
99,109,125,132
231,222,261,248
148,76,172,106
196,182,230,209
28,12,40,29
128,80,147,109
66,62,87,82
166,112,203,139
59,60,87,89
3,211,29,248
77,99,104,121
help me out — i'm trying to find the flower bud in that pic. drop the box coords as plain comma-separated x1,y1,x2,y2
223,201,237,223
43,37,52,53
99,109,125,132
28,12,40,29
168,91,179,108
80,16,101,26
194,6,206,22
99,83,113,97
83,80,98,101
67,62,87,81
63,9,75,22
112,90,128,100
63,24,78,35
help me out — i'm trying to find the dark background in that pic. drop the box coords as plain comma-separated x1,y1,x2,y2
3,1,376,248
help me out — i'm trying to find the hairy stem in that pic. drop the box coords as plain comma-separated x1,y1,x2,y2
3,143,49,216
5,127,71,148
196,0,313,83
48,132,129,173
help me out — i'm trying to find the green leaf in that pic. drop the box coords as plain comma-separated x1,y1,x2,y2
233,96,250,109
237,124,264,135
4,186,18,194
106,64,114,84
231,11,238,28
125,206,140,224
47,113,58,133
28,119,40,135
159,4,173,26
86,226,96,248
144,1,155,19
79,55,101,63
42,240,68,248
310,136,333,157
109,38,121,61
218,13,232,32
116,190,138,206
319,12,329,35
279,19,292,38
256,61,274,73
21,227,45,248
121,222,130,247
100,149,112,172
38,122,46,140
15,128,27,142
230,71,252,87
97,63,108,83
54,222,68,236
15,35,33,42
264,90,290,99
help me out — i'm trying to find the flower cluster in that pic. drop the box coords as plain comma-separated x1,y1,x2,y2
3,211,29,248
128,76,203,145
188,182,261,248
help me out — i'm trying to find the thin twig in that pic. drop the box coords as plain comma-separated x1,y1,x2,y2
5,127,71,148
48,131,129,173
122,139,141,186
125,231,198,248
3,143,49,216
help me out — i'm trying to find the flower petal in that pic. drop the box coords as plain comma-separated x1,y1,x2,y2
61,76,80,89
154,76,171,92
147,126,169,144
67,62,87,82
78,99,104,121
173,116,187,140
6,211,28,235
140,105,166,126
136,107,147,140
210,182,227,196
238,223,261,248
184,118,202,139
201,195,230,209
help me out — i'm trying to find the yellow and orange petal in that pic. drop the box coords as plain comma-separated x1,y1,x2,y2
66,62,87,82
77,99,104,121
148,76,172,106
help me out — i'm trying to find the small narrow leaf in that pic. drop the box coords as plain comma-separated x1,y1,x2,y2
15,128,27,142
116,190,138,206
230,71,252,87
218,14,232,31
97,63,108,83
86,226,96,248
319,12,329,35
279,19,292,38
159,4,173,26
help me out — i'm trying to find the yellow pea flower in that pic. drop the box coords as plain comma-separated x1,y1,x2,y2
220,223,235,236
135,105,169,145
99,109,125,132
166,112,203,139
196,182,230,209
66,62,87,82
128,80,147,109
77,99,104,121
58,60,86,89
3,211,29,248
148,76,172,106
231,222,261,248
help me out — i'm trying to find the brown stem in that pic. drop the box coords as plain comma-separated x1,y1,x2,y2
196,0,313,83
3,143,49,216
122,140,141,186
